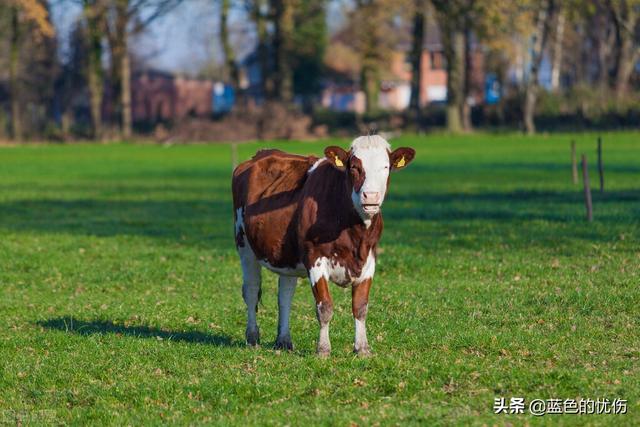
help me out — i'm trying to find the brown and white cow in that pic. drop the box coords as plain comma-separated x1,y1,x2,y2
232,135,415,356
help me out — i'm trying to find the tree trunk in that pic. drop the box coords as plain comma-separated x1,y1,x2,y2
614,35,639,99
596,17,612,90
253,0,271,99
120,34,132,139
607,0,639,100
462,24,472,132
85,2,104,140
550,9,564,91
221,0,239,88
271,0,294,102
115,0,132,139
523,0,552,135
409,0,425,115
9,6,23,141
442,25,464,133
361,64,379,113
616,47,640,100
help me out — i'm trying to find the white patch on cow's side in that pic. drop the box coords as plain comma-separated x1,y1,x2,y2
310,256,351,287
308,158,326,174
350,135,391,223
354,316,368,352
259,260,307,277
309,254,373,287
355,250,376,284
328,258,350,286
309,257,329,286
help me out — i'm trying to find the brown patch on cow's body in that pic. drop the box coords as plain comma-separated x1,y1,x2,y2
232,150,381,280
352,279,371,320
233,150,318,269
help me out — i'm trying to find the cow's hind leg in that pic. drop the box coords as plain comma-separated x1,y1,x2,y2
238,244,262,346
275,275,297,350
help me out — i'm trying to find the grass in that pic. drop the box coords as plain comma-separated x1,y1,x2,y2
0,132,638,425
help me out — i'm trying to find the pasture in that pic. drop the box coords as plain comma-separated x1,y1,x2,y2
0,133,638,425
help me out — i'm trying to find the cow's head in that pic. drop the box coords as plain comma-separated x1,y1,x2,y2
324,135,415,224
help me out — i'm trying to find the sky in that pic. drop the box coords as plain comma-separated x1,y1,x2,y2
49,0,345,76
49,0,231,75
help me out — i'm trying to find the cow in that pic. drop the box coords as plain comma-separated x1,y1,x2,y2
232,135,415,356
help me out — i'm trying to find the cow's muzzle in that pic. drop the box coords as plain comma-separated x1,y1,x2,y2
361,192,381,216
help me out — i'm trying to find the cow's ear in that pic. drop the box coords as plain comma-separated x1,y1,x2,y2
324,146,349,171
390,147,415,170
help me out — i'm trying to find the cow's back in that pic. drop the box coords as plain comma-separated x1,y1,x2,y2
232,149,318,268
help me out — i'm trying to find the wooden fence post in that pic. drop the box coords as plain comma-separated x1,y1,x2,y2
231,142,239,170
581,154,593,222
597,136,604,193
571,140,578,184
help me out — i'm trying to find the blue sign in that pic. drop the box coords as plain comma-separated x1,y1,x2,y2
485,74,501,105
213,83,235,113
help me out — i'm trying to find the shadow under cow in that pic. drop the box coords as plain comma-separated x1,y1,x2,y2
38,317,241,347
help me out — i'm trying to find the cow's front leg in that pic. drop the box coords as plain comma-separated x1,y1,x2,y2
311,276,333,357
352,278,372,356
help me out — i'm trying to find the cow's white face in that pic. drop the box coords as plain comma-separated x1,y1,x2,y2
324,136,415,226
349,143,391,219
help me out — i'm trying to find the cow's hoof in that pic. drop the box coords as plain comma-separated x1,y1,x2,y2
274,337,294,351
317,346,331,358
246,328,260,347
354,346,372,357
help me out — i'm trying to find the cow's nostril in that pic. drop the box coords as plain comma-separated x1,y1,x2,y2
362,192,381,204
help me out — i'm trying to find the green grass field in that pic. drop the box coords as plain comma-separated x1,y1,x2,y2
1,133,638,425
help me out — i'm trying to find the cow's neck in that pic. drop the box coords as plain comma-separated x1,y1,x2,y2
341,202,383,251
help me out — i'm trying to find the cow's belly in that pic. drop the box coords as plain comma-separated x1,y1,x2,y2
259,260,307,278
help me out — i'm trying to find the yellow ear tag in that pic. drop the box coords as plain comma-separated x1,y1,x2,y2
396,156,406,168
335,157,344,167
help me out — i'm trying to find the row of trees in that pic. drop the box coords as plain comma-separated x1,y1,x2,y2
412,0,640,133
1,0,180,141
225,0,639,134
1,0,639,140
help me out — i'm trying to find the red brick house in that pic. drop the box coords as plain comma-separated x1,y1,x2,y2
131,70,213,122
323,25,485,112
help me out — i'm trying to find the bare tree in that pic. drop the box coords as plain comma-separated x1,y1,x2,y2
607,0,640,100
431,0,472,133
220,0,240,89
270,0,294,102
550,7,565,91
79,0,107,140
105,0,182,139
523,0,555,135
